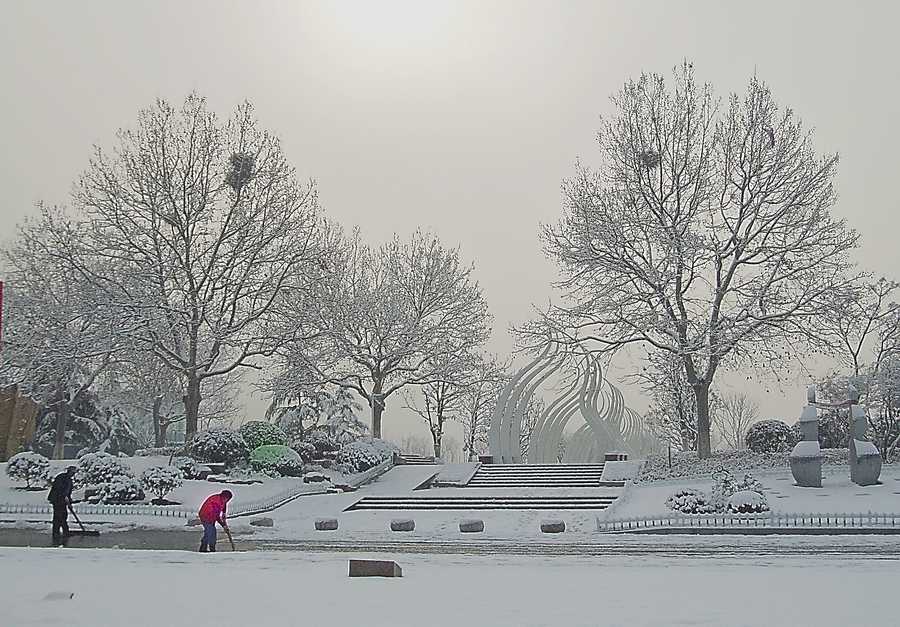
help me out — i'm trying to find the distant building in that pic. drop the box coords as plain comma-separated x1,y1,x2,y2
0,385,39,461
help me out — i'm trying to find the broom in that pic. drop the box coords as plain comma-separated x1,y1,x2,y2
223,524,236,551
67,502,101,537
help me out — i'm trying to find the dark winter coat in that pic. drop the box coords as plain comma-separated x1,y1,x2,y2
48,472,74,505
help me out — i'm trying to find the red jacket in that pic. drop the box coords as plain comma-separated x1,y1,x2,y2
198,494,228,525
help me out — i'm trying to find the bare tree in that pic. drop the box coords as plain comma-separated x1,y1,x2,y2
519,395,543,462
821,278,899,378
62,94,323,440
539,63,858,457
714,391,759,450
641,352,700,451
456,354,508,461
818,278,899,459
280,229,491,438
1,206,124,458
404,351,506,459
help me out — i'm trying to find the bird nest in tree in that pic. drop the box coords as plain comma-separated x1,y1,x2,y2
639,150,660,169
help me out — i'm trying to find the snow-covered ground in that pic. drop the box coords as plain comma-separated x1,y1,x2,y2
607,464,900,521
1,546,895,627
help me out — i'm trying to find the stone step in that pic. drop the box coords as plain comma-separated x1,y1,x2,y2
347,497,617,511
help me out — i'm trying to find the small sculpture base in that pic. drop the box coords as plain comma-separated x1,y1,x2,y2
789,440,823,488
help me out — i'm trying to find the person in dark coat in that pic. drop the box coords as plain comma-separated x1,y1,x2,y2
48,466,77,546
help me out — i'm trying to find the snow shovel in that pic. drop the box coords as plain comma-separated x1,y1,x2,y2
67,502,100,537
223,524,236,551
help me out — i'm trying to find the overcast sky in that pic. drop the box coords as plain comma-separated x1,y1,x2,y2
2,1,898,448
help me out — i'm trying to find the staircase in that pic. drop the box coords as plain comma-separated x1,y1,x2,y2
345,494,619,511
466,464,623,488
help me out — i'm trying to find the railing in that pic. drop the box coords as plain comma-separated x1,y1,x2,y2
597,511,900,532
0,502,191,518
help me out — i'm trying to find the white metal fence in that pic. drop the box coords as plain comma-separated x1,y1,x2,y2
0,503,191,518
598,511,900,532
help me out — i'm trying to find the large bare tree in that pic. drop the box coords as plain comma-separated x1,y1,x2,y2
278,229,491,439
62,94,323,440
540,63,858,457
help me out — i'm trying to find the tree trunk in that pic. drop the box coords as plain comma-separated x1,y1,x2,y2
184,376,202,442
694,383,712,458
52,400,70,460
432,430,442,459
152,396,164,447
370,385,385,439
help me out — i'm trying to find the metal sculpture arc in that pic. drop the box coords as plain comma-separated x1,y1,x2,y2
489,343,648,463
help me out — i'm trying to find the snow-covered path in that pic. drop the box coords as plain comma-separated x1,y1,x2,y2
1,546,895,626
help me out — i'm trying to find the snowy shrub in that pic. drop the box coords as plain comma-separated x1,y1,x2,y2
250,444,304,477
189,428,249,467
135,446,184,457
140,466,184,501
290,440,318,464
172,456,201,480
98,413,141,456
637,449,849,483
77,452,134,488
666,489,716,514
745,420,797,453
239,421,288,450
305,431,341,458
6,452,51,489
302,471,330,483
710,468,766,510
337,438,398,473
95,476,143,503
727,490,770,514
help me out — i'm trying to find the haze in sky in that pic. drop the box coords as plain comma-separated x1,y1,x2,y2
2,1,898,448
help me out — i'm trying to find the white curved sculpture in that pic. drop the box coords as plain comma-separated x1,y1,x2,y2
490,344,647,463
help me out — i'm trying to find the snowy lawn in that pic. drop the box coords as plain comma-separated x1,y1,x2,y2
1,546,895,627
607,465,900,521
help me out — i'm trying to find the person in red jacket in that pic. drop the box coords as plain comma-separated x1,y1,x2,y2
198,490,232,552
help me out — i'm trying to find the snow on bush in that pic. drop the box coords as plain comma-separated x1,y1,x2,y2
302,471,330,483
637,449,849,483
239,421,288,450
338,438,398,473
6,452,51,489
189,428,249,467
290,440,318,464
305,431,341,458
77,452,134,488
667,468,768,515
95,476,144,503
140,466,184,501
745,419,797,453
250,444,304,477
666,489,716,514
710,468,764,509
727,490,770,514
135,446,184,457
172,456,201,479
